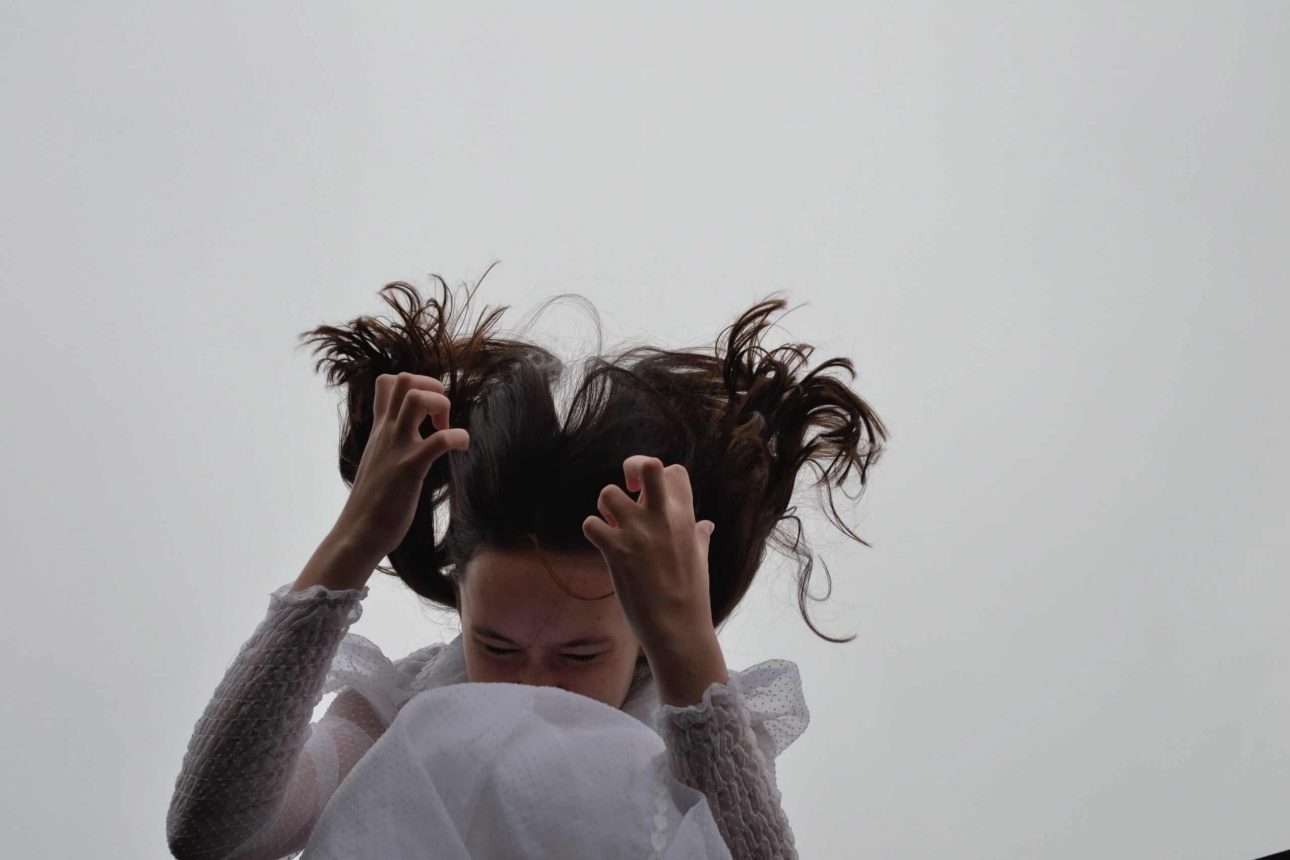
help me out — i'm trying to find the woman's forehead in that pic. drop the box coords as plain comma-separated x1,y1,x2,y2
458,549,640,652
462,547,620,619
466,546,609,591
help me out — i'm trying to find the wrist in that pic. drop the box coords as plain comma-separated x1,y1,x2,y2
644,625,730,708
292,532,383,594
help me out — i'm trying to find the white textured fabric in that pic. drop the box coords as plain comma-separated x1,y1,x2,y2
300,682,734,859
167,579,808,860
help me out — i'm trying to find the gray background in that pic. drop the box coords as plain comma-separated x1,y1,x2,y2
2,3,1287,858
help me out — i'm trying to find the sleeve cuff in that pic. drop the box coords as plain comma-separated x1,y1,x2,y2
655,657,809,769
268,579,369,626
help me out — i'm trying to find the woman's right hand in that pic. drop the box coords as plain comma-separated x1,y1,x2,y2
332,372,470,560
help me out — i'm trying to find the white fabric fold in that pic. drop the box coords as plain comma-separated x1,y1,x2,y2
299,682,734,859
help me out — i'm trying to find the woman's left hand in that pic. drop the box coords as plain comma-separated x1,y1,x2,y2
582,455,717,656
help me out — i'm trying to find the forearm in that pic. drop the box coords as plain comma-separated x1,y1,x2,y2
166,583,366,860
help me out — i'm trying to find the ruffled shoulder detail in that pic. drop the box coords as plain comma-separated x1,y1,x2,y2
406,633,469,692
724,659,810,759
320,632,463,727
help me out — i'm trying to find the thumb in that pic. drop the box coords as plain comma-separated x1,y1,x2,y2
697,519,716,540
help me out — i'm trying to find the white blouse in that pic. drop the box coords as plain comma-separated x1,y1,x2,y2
166,579,810,860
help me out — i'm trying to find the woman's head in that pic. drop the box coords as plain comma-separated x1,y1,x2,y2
450,543,644,709
297,266,890,680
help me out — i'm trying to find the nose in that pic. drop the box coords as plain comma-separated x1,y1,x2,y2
518,664,564,691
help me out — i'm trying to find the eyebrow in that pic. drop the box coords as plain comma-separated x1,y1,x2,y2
470,624,611,649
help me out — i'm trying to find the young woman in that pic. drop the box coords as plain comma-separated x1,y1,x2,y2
166,270,889,859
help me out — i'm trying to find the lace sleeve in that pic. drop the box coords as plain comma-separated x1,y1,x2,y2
165,581,379,860
654,661,808,860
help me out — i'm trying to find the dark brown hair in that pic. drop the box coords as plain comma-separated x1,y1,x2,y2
296,264,889,643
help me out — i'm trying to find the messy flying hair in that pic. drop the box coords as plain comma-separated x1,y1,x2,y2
295,263,889,643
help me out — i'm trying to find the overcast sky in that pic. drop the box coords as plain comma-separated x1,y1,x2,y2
3,3,1288,858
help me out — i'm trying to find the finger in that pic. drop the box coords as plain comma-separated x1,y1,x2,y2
622,455,651,495
663,463,693,510
384,372,447,424
582,514,616,554
397,389,452,439
632,456,668,513
374,374,391,421
414,426,470,469
597,483,636,529
695,519,716,560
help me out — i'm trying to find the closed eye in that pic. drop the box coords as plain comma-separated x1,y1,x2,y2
482,644,599,663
